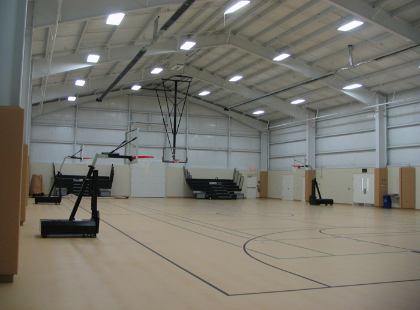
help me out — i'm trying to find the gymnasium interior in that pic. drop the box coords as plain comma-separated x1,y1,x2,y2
1,0,420,309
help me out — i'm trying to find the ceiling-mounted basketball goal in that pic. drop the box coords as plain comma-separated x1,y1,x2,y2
155,75,192,163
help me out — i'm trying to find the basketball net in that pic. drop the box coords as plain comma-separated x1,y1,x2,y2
292,165,301,173
137,156,153,173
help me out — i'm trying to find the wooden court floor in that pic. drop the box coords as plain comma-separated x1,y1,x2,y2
1,197,420,309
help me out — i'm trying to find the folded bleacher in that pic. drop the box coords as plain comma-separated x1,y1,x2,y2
57,164,114,196
184,167,244,200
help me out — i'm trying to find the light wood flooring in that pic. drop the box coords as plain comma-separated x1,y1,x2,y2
1,197,420,309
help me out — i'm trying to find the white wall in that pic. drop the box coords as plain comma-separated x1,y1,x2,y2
30,95,262,170
387,100,420,166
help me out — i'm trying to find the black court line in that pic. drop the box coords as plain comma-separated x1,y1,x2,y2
74,200,420,296
229,279,420,296
99,217,230,296
107,201,340,257
105,201,414,260
320,228,420,252
242,230,331,288
102,200,417,263
115,201,339,247
140,199,340,228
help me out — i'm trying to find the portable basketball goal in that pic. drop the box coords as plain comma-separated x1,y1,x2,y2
155,75,192,164
292,155,308,172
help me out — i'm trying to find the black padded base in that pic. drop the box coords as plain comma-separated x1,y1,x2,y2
40,219,97,238
35,196,62,204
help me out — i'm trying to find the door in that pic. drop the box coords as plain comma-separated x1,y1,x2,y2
353,174,374,204
282,175,294,201
247,175,257,199
302,176,305,201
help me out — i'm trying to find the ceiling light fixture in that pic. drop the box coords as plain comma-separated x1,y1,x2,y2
253,110,265,115
338,20,364,32
225,1,251,14
199,91,210,96
67,96,76,101
180,41,196,50
343,83,363,90
131,85,141,90
75,79,85,86
291,99,305,104
151,68,163,74
106,13,125,25
229,75,243,82
273,53,290,61
87,54,100,63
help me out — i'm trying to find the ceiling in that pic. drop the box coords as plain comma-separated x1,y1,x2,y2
31,0,420,123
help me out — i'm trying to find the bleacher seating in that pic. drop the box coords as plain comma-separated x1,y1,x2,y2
56,164,114,196
184,167,244,199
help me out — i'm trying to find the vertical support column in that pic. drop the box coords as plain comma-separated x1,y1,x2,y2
186,95,189,165
227,117,231,169
21,2,34,147
306,111,316,169
0,0,28,107
74,105,79,159
375,101,387,168
260,130,268,171
172,81,178,160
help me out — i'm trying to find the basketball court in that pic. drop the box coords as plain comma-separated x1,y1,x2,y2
2,197,420,309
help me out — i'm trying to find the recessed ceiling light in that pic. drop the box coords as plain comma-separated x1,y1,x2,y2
343,83,363,90
199,91,210,96
75,79,85,86
229,75,243,82
87,54,100,63
225,1,251,14
253,110,265,115
106,13,125,25
131,85,141,90
67,96,76,101
151,67,163,74
273,53,290,61
291,99,305,104
338,20,364,32
180,41,196,50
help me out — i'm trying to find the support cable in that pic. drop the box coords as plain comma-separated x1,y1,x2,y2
96,0,196,102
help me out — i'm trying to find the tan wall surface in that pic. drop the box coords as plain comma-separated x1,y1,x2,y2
28,163,420,208
167,167,193,198
269,168,376,204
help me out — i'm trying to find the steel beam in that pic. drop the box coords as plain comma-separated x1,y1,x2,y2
183,65,309,120
33,0,208,28
326,0,420,43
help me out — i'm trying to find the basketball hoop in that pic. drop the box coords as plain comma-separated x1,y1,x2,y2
292,165,301,172
138,156,154,173
174,159,180,164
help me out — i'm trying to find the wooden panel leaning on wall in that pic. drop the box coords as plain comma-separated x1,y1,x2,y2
20,144,29,225
0,106,24,283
